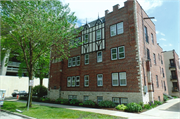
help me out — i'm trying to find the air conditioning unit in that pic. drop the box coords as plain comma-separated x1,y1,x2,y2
144,86,148,93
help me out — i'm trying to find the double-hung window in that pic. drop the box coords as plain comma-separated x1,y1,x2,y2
97,51,102,62
72,76,76,87
84,75,89,87
111,48,117,60
76,56,80,66
147,48,150,60
112,73,119,86
72,57,76,66
67,77,71,87
97,74,103,86
144,26,149,43
117,22,123,34
119,72,127,86
76,76,80,86
84,34,89,44
85,54,89,65
156,75,159,88
68,58,72,67
118,46,125,59
112,72,127,86
96,29,101,40
153,53,156,65
110,24,116,37
151,33,154,44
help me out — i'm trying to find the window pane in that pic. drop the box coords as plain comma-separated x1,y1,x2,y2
76,76,80,86
97,51,102,62
97,74,103,86
112,73,118,86
113,97,119,103
117,22,123,34
121,98,128,104
119,72,126,86
68,58,72,67
76,56,80,66
96,29,101,40
111,48,117,60
72,77,75,87
67,77,71,87
110,25,116,36
118,46,125,59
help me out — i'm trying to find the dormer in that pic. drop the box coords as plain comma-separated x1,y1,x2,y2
83,23,90,31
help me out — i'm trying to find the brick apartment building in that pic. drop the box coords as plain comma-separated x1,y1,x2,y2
48,0,168,104
163,50,180,97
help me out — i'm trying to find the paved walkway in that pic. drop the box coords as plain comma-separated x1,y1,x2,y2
4,98,180,119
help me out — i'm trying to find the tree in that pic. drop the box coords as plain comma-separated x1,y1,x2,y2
1,1,81,107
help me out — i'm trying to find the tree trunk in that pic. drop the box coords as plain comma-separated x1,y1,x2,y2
40,77,43,86
26,75,33,107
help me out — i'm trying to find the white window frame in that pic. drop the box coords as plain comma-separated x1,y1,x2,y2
121,98,128,105
119,72,127,86
97,51,102,62
68,58,72,67
97,74,103,86
96,29,101,40
84,96,89,101
67,77,71,87
112,73,119,86
76,76,80,86
72,57,76,67
97,96,103,104
84,34,89,44
110,24,116,37
72,76,76,87
118,46,125,59
111,48,117,60
153,53,156,65
117,22,123,34
112,97,119,104
84,75,89,87
76,56,80,66
85,54,89,65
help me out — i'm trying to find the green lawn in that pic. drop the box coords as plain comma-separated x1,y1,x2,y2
2,101,126,119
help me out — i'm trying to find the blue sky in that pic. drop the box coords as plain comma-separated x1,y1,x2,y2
63,0,180,57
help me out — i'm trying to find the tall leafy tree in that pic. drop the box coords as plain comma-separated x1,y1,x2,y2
1,1,81,107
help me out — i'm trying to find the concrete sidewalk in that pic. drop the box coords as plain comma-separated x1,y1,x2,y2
16,98,180,119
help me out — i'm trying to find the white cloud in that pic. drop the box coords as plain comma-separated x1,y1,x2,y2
62,0,163,24
169,44,172,46
156,31,159,34
152,19,157,22
160,33,165,36
159,38,166,41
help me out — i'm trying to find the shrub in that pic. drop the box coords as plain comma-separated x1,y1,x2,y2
98,101,116,108
19,96,28,100
139,102,144,108
83,100,95,107
55,98,62,104
154,100,162,105
163,95,168,102
44,98,50,102
116,104,127,111
173,96,178,99
126,102,142,112
61,99,69,105
33,85,47,97
32,97,41,102
69,99,80,105
143,104,152,110
79,103,83,106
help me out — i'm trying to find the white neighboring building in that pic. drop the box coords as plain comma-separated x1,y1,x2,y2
163,50,180,97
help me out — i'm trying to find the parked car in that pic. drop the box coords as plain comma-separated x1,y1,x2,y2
12,90,28,97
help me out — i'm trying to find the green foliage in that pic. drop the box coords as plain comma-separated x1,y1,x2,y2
139,102,144,108
172,96,178,99
116,104,127,111
83,100,95,107
98,101,116,108
55,98,62,104
126,102,142,112
143,104,152,110
154,100,162,105
69,99,80,105
79,103,83,106
33,85,47,97
61,99,69,105
163,95,168,102
2,101,123,119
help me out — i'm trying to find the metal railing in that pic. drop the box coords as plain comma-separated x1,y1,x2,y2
169,64,176,69
8,62,21,67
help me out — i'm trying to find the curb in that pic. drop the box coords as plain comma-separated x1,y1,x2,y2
0,109,36,119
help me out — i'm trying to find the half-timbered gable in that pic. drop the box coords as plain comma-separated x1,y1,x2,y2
81,17,105,54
